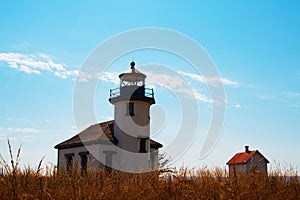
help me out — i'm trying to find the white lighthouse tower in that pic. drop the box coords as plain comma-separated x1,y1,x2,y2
109,62,155,156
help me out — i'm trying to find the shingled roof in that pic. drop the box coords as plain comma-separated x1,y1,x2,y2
54,120,163,150
226,150,269,165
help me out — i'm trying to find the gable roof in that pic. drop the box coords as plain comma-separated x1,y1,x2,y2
226,150,269,165
54,120,163,150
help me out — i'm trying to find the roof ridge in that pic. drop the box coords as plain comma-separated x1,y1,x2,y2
55,120,163,149
226,149,269,165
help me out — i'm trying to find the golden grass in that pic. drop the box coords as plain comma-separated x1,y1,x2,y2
0,140,299,200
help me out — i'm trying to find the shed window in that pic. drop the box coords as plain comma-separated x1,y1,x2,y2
126,102,134,116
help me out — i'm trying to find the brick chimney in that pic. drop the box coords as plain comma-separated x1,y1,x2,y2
245,145,250,153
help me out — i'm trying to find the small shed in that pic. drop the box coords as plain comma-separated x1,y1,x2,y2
226,146,269,175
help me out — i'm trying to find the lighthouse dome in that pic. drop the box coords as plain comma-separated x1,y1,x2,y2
118,62,146,85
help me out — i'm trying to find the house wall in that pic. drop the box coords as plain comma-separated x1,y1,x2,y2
58,144,116,171
245,152,268,173
228,152,268,175
58,143,159,172
229,164,246,175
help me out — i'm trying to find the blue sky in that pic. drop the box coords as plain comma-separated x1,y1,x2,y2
0,1,300,170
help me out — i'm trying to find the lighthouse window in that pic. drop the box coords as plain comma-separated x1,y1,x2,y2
126,102,135,116
139,138,147,153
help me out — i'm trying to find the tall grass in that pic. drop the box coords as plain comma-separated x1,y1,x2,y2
0,140,299,199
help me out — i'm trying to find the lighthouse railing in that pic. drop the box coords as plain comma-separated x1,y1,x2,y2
110,88,120,98
145,88,154,98
110,87,154,99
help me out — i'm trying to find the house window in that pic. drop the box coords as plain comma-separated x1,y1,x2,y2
139,138,147,153
79,151,89,173
103,151,116,173
126,102,134,116
65,153,74,172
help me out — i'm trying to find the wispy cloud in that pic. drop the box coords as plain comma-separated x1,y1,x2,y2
0,127,41,141
234,103,248,109
19,65,41,75
235,103,241,108
178,71,238,86
0,52,78,79
0,133,7,140
78,70,235,103
54,70,79,79
0,133,16,141
22,135,36,139
21,135,36,143
249,82,300,103
0,133,34,142
5,117,29,122
0,52,236,104
285,92,300,98
77,71,119,84
145,71,212,103
75,70,213,103
258,91,300,102
6,127,42,134
258,95,277,101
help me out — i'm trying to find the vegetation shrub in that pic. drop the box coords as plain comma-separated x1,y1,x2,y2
0,140,299,199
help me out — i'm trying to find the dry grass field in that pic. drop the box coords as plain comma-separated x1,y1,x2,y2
1,141,299,200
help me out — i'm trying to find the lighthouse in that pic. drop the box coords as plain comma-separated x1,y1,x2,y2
55,61,162,173
109,62,155,154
